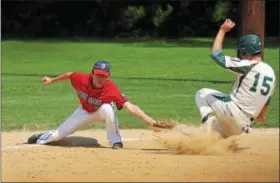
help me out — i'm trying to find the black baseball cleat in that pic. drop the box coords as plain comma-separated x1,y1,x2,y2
112,142,123,149
27,133,44,144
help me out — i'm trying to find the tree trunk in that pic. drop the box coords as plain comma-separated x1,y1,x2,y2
238,0,265,59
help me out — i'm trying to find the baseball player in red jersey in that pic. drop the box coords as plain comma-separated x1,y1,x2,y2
27,60,159,149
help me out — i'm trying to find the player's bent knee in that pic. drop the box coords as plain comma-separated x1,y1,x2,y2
98,104,117,124
195,88,213,98
99,104,115,118
100,104,114,112
197,88,209,94
195,88,206,98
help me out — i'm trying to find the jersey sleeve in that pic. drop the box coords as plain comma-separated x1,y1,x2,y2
69,72,85,89
109,82,129,110
210,49,259,75
114,91,129,110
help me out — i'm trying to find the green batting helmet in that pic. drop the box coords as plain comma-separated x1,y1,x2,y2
237,34,262,55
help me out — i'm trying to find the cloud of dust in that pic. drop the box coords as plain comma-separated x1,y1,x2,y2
153,124,241,155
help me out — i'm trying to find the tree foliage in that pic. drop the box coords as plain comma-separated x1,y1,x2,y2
1,0,278,38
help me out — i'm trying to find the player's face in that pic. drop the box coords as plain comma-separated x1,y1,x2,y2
240,53,253,60
92,74,108,88
240,53,246,60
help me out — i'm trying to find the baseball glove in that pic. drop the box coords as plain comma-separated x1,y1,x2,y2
150,120,176,132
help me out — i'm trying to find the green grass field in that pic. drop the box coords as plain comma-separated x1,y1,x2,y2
1,38,279,131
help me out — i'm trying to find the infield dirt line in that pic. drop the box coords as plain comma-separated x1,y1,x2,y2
1,128,278,151
1,137,156,151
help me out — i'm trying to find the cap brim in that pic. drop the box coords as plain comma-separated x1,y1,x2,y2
93,69,110,77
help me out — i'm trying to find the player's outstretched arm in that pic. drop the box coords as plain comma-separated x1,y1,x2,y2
212,19,235,53
123,102,156,126
256,94,273,123
41,72,73,85
210,19,239,69
256,80,275,123
256,105,268,123
122,102,176,130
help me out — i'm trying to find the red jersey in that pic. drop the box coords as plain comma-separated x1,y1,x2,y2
70,72,128,113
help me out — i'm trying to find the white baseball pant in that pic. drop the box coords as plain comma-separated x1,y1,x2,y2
195,88,252,138
36,103,122,145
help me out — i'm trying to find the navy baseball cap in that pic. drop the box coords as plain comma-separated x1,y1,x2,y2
92,60,111,77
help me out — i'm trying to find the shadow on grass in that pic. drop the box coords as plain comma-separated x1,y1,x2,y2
2,37,279,48
2,72,232,84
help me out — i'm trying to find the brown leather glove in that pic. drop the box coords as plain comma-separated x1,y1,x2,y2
150,120,176,132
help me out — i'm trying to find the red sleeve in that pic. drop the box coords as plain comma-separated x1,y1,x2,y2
69,72,85,89
109,81,129,110
114,91,129,110
70,72,79,84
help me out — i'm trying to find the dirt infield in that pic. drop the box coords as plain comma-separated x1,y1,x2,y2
2,127,279,182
